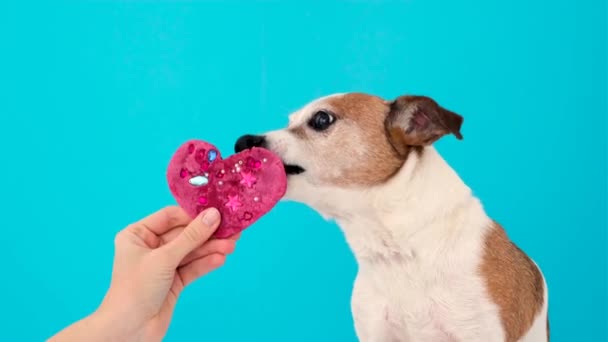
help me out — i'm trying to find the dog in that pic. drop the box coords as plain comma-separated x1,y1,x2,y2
235,92,549,342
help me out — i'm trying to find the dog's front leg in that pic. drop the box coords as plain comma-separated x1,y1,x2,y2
351,274,398,342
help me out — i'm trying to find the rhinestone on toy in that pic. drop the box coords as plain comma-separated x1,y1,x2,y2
180,168,189,178
208,150,217,162
246,157,262,169
189,175,208,187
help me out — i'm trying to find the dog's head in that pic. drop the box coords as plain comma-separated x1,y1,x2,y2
235,93,463,205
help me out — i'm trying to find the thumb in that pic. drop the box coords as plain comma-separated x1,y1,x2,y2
162,208,221,264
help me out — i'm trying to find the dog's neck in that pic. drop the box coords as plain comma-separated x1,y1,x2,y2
295,147,488,263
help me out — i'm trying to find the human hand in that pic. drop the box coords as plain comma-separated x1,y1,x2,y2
49,206,238,342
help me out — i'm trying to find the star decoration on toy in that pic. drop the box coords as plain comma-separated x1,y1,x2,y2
225,194,242,212
240,171,257,188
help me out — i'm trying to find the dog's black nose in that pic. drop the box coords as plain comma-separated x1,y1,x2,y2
234,134,266,153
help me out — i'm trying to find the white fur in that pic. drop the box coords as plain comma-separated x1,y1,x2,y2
263,96,548,341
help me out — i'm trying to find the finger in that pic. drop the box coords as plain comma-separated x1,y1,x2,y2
121,224,161,248
131,206,192,236
178,253,226,287
161,229,239,247
159,226,184,246
179,239,236,266
162,208,221,264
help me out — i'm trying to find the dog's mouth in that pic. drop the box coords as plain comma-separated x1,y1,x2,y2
284,163,305,175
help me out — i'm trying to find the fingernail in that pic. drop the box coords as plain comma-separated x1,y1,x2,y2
201,208,220,226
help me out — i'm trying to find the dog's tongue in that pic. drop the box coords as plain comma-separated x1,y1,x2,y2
167,140,287,238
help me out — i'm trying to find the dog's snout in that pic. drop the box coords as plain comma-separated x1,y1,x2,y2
234,134,266,153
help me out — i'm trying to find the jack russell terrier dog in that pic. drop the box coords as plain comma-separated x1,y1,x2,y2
235,92,549,342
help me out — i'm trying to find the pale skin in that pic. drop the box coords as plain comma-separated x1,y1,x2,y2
49,206,239,342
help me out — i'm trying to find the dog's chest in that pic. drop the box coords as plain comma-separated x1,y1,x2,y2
352,243,504,341
334,191,505,340
363,260,474,338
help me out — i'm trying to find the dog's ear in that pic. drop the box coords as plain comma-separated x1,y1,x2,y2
385,95,463,156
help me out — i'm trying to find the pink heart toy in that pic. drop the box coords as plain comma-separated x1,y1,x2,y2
167,140,287,238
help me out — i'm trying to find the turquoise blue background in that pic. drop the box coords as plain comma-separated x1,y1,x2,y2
0,1,605,341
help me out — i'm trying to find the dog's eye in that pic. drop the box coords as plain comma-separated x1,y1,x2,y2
308,111,335,131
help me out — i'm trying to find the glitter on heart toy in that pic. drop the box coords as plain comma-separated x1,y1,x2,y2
167,140,287,238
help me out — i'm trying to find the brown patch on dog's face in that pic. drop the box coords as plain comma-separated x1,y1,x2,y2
479,223,545,342
321,93,405,186
264,92,463,188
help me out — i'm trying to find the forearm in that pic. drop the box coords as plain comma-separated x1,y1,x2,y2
47,310,135,342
